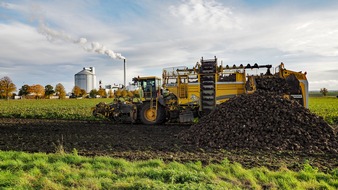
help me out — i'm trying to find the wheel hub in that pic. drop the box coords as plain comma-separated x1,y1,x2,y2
145,108,156,121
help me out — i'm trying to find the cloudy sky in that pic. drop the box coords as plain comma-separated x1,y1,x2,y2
1,0,338,92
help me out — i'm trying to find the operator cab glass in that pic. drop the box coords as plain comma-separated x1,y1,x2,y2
137,77,161,99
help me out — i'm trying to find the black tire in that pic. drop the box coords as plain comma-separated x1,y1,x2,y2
156,105,166,124
139,102,166,125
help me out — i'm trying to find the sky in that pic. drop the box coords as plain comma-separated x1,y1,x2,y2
1,0,338,93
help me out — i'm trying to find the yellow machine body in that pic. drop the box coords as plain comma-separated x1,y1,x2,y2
163,59,308,111
163,67,247,106
93,57,308,124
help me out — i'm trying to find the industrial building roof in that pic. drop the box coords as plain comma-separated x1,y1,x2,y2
75,69,94,75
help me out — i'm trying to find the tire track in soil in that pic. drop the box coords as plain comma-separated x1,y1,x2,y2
0,118,336,172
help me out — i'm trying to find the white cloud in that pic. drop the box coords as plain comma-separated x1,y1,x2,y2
0,22,86,65
169,0,238,31
1,0,338,92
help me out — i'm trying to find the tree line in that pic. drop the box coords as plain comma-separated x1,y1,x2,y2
17,83,67,99
0,76,68,99
0,76,113,99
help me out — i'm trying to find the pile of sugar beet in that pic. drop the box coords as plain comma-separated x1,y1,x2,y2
179,77,338,153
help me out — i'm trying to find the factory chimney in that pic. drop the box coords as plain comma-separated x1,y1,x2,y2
124,59,126,88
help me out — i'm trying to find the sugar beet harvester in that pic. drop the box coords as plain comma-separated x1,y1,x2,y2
92,57,308,125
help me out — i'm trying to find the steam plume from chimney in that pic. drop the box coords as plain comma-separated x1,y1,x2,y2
38,22,125,59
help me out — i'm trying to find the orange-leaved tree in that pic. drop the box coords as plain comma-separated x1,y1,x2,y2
97,88,107,98
55,83,66,99
0,76,17,99
28,84,45,99
72,86,82,97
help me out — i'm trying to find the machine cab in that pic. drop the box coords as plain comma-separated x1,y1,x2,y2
133,76,162,99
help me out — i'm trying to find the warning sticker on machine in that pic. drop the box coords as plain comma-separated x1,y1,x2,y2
291,94,303,98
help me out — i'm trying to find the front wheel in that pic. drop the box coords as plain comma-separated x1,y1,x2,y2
139,102,166,125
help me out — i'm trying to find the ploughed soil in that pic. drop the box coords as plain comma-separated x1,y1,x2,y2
0,118,337,172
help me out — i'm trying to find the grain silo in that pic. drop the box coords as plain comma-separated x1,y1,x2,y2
74,67,96,93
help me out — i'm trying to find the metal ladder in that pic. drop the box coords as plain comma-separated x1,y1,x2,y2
200,58,216,114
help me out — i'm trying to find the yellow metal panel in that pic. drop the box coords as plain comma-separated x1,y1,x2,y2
177,83,200,105
236,73,246,82
215,82,245,104
166,86,178,98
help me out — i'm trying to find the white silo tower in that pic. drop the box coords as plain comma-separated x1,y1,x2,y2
74,67,96,93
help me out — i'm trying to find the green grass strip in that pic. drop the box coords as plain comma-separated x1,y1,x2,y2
0,150,337,189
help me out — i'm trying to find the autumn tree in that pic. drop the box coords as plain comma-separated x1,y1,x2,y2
108,89,114,98
0,76,17,99
80,89,87,97
55,83,66,99
320,88,328,96
45,84,55,98
72,86,82,97
28,84,45,99
18,84,30,97
97,88,107,98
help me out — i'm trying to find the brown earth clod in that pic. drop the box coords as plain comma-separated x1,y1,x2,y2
179,77,338,154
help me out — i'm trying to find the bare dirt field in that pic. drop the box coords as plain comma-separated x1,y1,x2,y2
0,118,336,172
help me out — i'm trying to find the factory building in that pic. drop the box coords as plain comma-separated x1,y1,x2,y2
74,67,96,93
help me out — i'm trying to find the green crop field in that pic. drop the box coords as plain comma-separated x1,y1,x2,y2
0,98,114,120
0,151,337,190
309,97,338,125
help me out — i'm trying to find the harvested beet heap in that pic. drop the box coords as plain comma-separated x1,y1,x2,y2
179,86,338,153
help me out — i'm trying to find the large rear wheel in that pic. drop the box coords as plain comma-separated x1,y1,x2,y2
140,102,166,125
